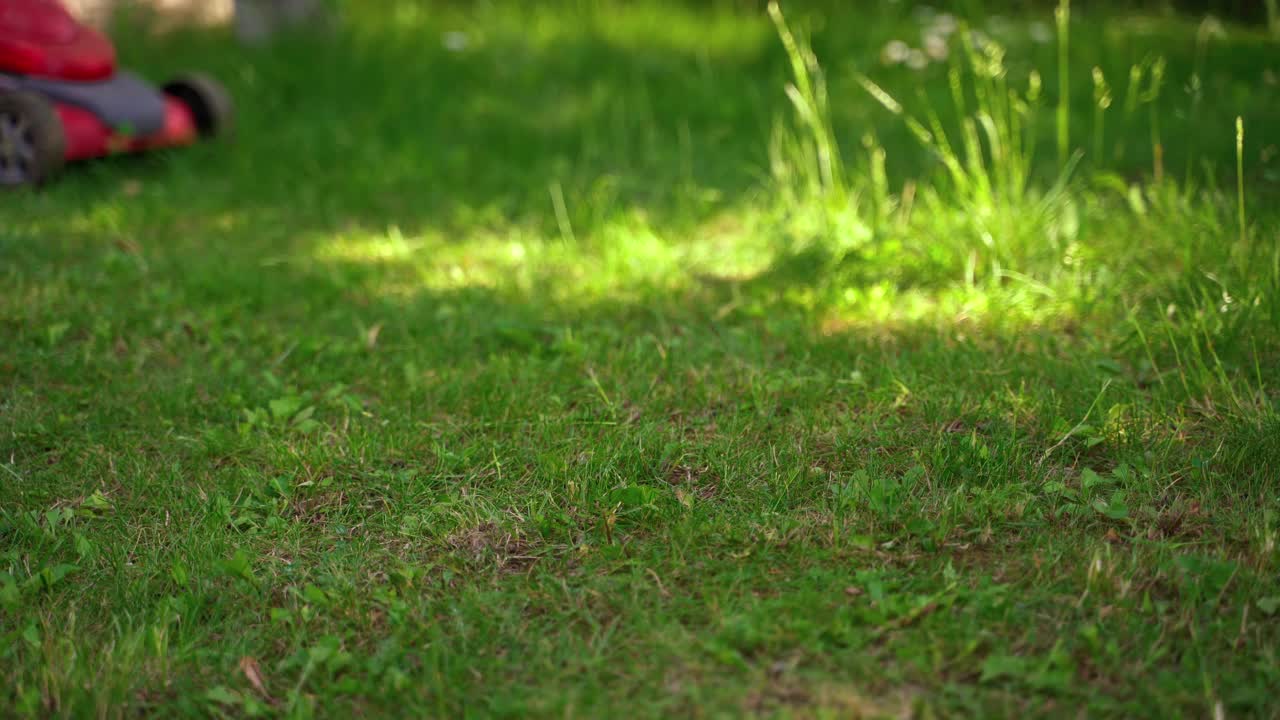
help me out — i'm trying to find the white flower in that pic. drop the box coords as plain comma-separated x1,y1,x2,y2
1198,16,1227,40
907,49,929,71
924,33,949,61
881,40,911,65
442,31,469,52
932,13,958,35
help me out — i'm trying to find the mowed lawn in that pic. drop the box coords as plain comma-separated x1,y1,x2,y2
2,1,1279,717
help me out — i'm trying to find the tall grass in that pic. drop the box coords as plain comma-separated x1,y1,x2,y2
1146,56,1167,182
1056,0,1071,171
767,2,844,201
1091,66,1111,164
764,1,1276,423
1237,117,1247,252
765,2,871,263
769,1,1080,283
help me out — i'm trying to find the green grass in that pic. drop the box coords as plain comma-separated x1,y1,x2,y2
2,1,1279,717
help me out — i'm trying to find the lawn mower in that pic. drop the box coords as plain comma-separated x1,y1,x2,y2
0,0,232,187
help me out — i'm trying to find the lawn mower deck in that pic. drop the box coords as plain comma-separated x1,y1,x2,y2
0,0,232,187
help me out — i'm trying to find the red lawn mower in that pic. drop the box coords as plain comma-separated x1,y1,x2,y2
0,0,232,187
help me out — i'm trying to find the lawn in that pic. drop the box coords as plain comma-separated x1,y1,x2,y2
2,1,1279,717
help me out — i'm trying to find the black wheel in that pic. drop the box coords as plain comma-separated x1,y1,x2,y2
0,91,65,188
163,73,234,138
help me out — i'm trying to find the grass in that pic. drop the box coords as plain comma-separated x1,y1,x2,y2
2,0,1279,716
